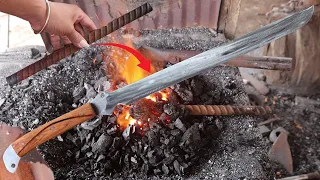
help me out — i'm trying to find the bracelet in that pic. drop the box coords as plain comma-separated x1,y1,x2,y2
35,0,51,34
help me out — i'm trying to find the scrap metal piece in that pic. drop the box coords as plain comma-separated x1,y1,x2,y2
182,105,272,116
268,129,293,174
6,3,153,86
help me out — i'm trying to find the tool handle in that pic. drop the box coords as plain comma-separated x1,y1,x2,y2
11,104,96,157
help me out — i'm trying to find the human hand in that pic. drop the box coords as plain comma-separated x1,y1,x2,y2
31,2,97,49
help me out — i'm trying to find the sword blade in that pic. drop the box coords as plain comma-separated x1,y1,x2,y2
92,7,313,115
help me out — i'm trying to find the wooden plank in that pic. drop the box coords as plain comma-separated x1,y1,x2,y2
218,0,242,40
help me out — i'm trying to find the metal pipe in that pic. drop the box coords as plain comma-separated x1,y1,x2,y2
182,105,272,116
6,3,153,86
139,46,292,70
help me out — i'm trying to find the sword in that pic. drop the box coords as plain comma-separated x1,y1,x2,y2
3,6,314,173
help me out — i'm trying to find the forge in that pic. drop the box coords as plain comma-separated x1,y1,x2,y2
0,28,271,179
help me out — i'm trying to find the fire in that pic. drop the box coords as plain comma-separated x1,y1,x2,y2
116,105,137,129
106,39,171,130
145,89,171,102
108,39,156,85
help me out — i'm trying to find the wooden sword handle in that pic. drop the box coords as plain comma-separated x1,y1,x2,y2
11,104,97,157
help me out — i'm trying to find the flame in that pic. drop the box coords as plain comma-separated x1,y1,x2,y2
116,105,137,129
109,39,156,84
107,39,171,130
145,89,171,102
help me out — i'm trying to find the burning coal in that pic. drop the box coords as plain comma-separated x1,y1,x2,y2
103,40,171,131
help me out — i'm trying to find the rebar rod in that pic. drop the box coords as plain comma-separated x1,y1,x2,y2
182,105,272,116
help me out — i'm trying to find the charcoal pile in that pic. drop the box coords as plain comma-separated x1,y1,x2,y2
0,28,269,179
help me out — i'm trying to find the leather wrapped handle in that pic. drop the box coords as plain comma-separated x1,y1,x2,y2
11,104,97,157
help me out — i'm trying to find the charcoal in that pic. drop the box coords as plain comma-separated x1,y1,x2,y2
164,138,170,145
31,48,41,59
180,123,201,153
111,137,122,149
141,164,149,174
148,156,158,165
107,116,116,124
163,104,180,120
94,77,110,92
149,122,162,132
130,157,138,164
73,86,86,102
110,151,120,161
146,130,160,147
0,98,6,108
78,129,89,143
2,102,13,112
153,168,162,175
81,118,101,131
171,129,182,137
162,164,170,175
159,113,170,125
16,80,30,89
75,151,80,159
163,156,175,165
86,87,97,99
92,134,113,154
200,93,213,105
86,133,92,143
173,160,182,175
173,84,193,103
57,135,64,142
96,155,105,162
81,145,90,153
86,152,93,158
104,161,113,171
168,123,175,129
174,118,187,132
215,118,223,130
131,99,163,122
47,91,56,102
190,78,204,96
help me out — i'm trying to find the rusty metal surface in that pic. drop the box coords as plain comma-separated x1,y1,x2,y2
50,0,221,30
6,3,153,86
183,105,273,116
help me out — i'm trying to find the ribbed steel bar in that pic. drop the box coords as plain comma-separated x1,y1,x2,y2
182,105,272,116
6,3,153,86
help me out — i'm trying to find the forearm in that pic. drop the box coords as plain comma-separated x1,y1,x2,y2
0,0,46,30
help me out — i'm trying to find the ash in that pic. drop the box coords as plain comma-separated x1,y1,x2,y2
0,28,269,179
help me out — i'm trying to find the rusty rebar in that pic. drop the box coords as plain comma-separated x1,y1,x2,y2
6,3,153,86
182,105,272,116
